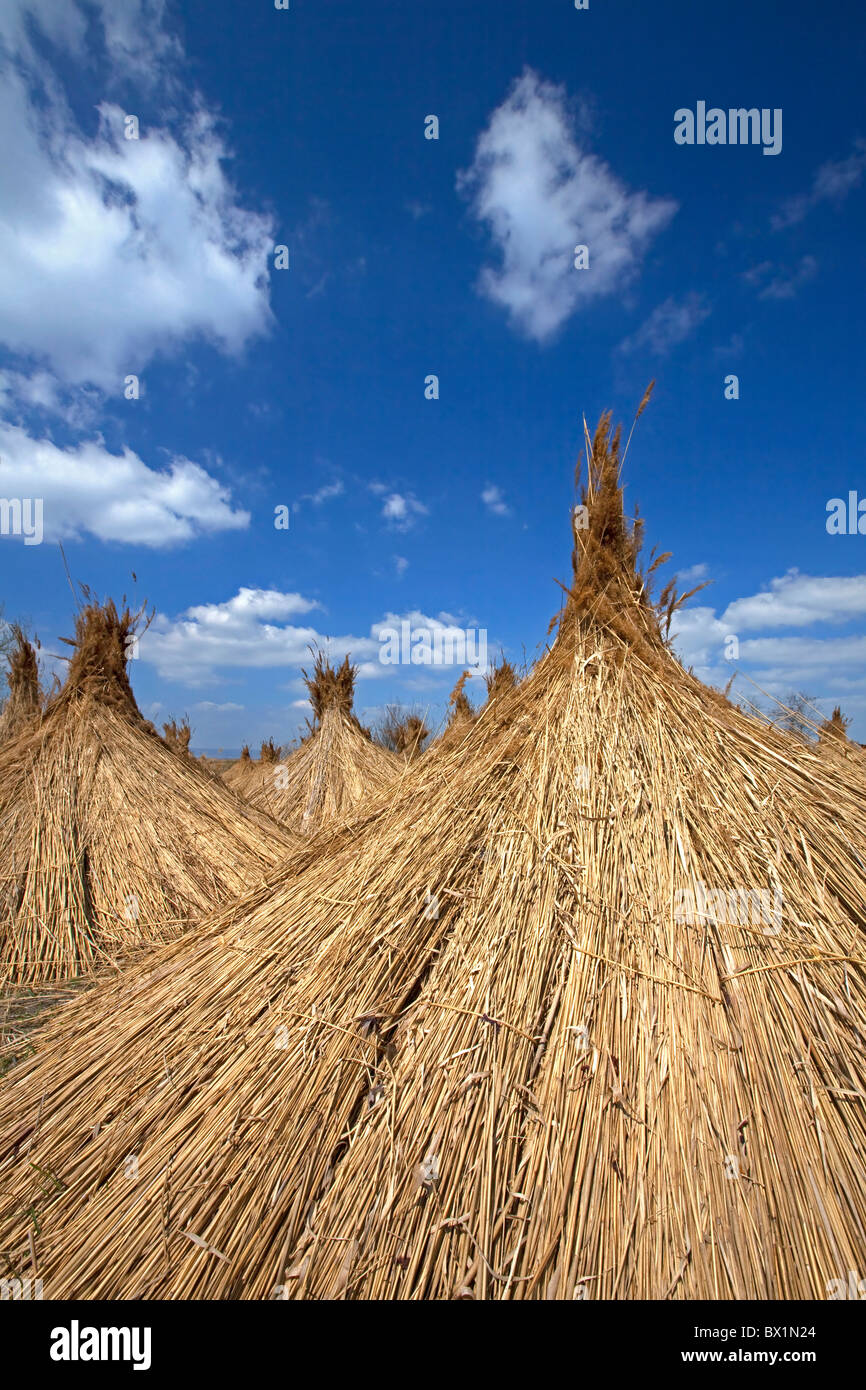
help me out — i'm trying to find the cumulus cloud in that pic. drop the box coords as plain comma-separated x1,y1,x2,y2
381,492,428,530
772,139,866,229
140,589,334,683
619,293,711,356
139,594,494,686
458,68,676,342
723,570,866,631
481,484,510,516
0,420,249,545
0,2,273,393
668,570,866,731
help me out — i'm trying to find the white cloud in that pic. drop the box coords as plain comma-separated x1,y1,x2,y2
619,293,710,356
481,484,510,516
0,3,274,393
723,571,866,631
0,420,249,545
667,570,866,734
141,589,337,683
140,594,495,686
458,68,676,342
394,555,409,577
772,139,866,229
193,701,244,713
381,492,428,530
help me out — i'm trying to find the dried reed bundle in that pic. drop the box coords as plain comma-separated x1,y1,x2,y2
2,413,866,1300
379,709,430,761
0,627,42,743
819,706,851,744
432,670,476,754
484,656,518,707
0,599,297,984
162,717,192,758
228,654,400,832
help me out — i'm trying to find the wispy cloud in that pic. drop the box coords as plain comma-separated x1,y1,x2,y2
293,479,344,511
458,68,676,343
744,256,818,301
772,139,866,229
619,293,710,356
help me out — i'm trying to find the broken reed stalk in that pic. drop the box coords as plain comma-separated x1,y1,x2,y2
0,598,298,984
1,409,866,1300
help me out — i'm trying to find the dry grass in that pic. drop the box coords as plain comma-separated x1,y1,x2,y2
0,600,298,984
0,412,865,1299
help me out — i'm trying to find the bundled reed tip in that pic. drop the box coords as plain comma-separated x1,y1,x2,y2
819,706,850,744
0,624,42,742
303,652,361,728
379,708,430,760
484,656,517,703
163,717,192,757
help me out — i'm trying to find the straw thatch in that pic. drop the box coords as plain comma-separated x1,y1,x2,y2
0,599,297,984
227,654,400,832
1,412,866,1300
0,627,42,744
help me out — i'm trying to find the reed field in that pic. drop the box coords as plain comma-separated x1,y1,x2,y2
0,408,864,1301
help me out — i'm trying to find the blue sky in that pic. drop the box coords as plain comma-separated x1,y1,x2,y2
1,0,865,749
